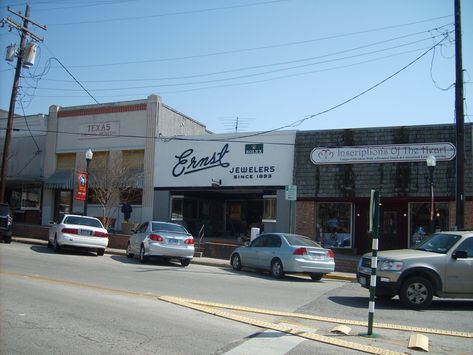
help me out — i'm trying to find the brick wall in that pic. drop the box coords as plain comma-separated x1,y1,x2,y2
295,200,315,237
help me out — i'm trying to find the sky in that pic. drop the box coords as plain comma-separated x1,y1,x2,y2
0,0,472,134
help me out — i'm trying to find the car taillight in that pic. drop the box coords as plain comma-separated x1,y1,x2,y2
293,247,307,255
62,228,79,234
327,249,334,258
184,238,195,245
94,231,108,238
149,234,164,242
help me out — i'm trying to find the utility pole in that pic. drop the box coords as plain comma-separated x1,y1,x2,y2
0,5,46,202
454,0,465,230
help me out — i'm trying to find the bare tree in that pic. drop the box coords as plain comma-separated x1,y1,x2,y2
88,153,143,230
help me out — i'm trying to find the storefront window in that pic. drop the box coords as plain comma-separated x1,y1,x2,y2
171,196,183,221
317,203,352,248
21,185,41,210
119,188,142,205
263,195,277,222
409,202,449,247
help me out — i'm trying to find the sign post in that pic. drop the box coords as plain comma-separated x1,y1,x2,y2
285,185,297,233
361,189,380,337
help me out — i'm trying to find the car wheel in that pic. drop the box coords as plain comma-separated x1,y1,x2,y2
231,254,242,271
271,258,284,279
126,242,134,258
310,273,323,281
139,244,147,263
400,276,433,310
97,249,105,256
3,234,12,244
181,258,190,267
53,235,61,252
47,239,53,248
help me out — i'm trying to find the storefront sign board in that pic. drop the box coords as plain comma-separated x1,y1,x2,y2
310,142,456,165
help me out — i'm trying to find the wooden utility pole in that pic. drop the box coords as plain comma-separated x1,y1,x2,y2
454,0,465,230
0,5,45,202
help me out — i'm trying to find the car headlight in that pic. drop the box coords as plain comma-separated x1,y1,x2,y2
379,260,403,271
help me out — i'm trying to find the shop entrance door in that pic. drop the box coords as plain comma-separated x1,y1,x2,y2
54,190,72,222
379,202,408,250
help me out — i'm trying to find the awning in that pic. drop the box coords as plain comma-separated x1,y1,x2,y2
44,169,75,190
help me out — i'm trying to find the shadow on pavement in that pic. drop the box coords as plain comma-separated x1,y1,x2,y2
329,295,473,311
30,244,97,257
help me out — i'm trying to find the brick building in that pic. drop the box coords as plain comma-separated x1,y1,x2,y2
293,123,472,255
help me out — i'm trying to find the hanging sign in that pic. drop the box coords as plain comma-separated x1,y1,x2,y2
75,171,87,201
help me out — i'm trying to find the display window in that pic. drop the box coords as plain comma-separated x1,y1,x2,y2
317,202,352,248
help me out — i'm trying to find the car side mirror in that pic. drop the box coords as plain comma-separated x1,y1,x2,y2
452,250,468,259
244,241,249,246
48,221,56,225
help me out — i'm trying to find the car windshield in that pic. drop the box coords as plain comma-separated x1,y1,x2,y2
416,233,461,254
64,216,103,228
0,204,9,214
284,234,322,248
152,222,188,234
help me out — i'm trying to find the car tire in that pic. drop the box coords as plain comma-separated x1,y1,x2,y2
53,235,61,252
47,239,53,248
97,249,105,256
271,258,284,279
139,244,147,263
400,276,433,310
3,234,12,244
231,254,242,271
310,273,323,281
181,258,190,267
126,242,134,258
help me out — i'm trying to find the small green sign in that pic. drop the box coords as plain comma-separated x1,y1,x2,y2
245,144,263,154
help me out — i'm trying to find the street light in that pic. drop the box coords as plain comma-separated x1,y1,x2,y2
426,154,436,234
83,149,93,216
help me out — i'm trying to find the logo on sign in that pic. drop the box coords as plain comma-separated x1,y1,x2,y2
245,144,263,154
172,144,231,177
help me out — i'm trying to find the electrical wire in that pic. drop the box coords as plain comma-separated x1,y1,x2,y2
34,31,452,93
2,32,452,144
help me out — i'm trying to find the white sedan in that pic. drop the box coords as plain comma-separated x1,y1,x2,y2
48,214,109,256
127,221,195,266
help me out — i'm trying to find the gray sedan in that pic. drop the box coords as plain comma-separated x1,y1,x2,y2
127,221,195,266
230,233,335,280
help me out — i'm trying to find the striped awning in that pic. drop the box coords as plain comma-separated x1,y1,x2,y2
44,169,75,190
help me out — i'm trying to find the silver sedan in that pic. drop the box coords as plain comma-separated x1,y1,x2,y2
230,233,335,280
127,221,195,266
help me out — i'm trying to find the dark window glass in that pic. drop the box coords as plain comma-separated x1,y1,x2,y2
285,234,322,248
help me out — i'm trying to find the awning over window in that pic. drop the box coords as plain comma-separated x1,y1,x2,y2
44,169,75,190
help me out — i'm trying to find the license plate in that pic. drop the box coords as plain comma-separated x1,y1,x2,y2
359,276,367,286
80,229,92,236
309,252,324,260
168,238,178,244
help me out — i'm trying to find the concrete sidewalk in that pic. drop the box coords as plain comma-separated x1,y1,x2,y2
10,236,357,282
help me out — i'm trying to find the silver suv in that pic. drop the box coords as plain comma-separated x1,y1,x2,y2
357,231,473,309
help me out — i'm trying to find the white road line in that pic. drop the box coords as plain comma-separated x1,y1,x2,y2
224,330,305,355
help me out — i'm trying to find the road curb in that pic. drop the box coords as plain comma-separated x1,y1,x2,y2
10,237,356,282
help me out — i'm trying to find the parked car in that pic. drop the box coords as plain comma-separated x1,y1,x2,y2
126,221,195,266
230,233,335,280
0,203,13,244
357,231,473,309
48,214,109,256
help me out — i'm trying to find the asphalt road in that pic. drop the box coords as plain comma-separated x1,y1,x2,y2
1,242,472,354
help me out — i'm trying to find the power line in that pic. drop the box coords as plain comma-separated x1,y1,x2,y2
45,0,288,26
3,33,451,144
33,31,452,93
31,15,453,69
38,25,453,84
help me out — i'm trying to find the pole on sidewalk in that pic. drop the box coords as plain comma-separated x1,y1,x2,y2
361,189,380,337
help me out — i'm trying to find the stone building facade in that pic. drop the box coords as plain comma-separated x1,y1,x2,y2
293,123,472,255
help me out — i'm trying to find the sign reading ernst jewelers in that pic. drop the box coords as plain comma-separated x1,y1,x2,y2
311,142,456,165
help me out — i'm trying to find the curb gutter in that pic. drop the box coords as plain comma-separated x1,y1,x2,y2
10,237,356,282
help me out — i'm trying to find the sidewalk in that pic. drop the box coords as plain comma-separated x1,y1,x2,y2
10,236,357,282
